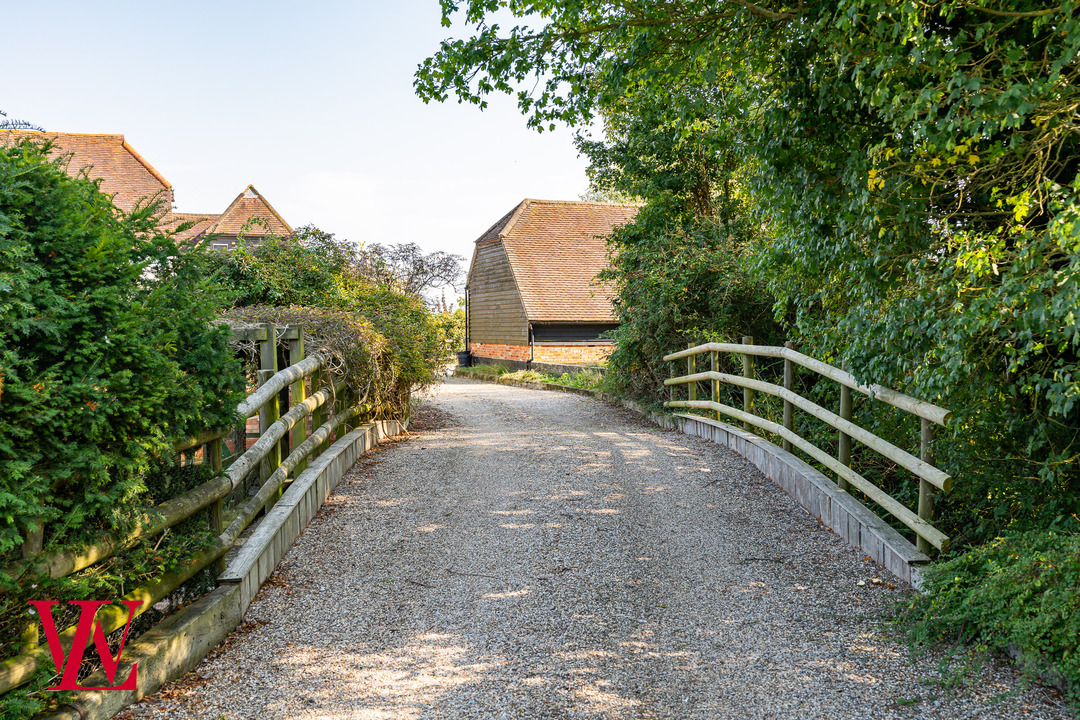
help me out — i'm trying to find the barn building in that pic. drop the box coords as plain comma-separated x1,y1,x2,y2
465,198,638,368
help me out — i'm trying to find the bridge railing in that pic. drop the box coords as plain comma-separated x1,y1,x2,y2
663,337,953,555
0,324,377,697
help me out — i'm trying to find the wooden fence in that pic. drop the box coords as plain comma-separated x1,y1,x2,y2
663,338,953,555
0,323,396,698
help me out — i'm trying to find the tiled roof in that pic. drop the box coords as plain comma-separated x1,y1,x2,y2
0,130,172,213
474,199,638,323
206,185,292,237
162,212,220,244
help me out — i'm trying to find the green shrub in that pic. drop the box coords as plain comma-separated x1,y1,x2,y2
226,302,445,418
503,369,544,382
0,139,245,716
432,307,465,354
0,138,244,557
207,225,368,309
206,226,456,414
903,530,1080,702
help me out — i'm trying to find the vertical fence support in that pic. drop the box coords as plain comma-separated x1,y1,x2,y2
289,329,308,476
312,367,329,457
20,521,42,560
782,341,794,452
258,326,281,507
838,361,853,492
918,418,936,555
257,368,279,508
710,350,721,422
741,336,755,430
334,385,347,440
669,358,675,404
687,344,697,403
234,424,246,458
207,437,226,573
259,323,278,377
18,520,42,653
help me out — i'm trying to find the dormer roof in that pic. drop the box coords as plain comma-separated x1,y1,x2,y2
205,185,292,237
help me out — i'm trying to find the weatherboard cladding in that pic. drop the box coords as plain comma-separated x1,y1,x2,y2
468,241,529,345
472,199,638,326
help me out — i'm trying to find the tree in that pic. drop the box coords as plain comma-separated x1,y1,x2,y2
361,242,465,299
578,84,779,398
203,225,457,407
416,0,1080,541
416,0,1080,688
0,109,41,131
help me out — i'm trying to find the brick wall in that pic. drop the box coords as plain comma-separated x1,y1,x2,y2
534,344,613,364
470,343,613,365
470,343,532,362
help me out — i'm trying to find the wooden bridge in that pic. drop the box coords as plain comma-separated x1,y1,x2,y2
113,378,1064,719
2,332,1070,719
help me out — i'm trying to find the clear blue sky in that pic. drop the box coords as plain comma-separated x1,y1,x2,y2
3,0,591,284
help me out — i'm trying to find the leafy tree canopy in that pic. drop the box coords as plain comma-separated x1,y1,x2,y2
418,0,1080,541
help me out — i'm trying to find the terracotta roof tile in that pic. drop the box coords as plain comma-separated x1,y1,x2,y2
474,198,638,323
206,185,292,237
162,212,220,244
0,130,172,213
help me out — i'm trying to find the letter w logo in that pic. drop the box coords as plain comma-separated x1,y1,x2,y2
31,600,140,691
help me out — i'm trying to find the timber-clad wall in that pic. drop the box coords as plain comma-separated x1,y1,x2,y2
468,241,528,345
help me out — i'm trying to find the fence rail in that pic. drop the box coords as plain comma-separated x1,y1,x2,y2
0,323,385,697
663,338,953,554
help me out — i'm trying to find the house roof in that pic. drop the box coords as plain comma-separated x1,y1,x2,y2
0,130,171,213
205,185,292,237
472,198,638,323
163,212,220,244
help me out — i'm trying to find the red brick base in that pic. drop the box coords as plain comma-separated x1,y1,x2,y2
534,345,612,364
470,343,532,362
470,343,612,365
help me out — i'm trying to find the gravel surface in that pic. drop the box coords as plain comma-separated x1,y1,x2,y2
119,378,1073,719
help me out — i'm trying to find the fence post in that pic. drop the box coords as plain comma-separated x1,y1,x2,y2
207,438,225,573
783,341,794,452
259,323,278,375
918,418,936,555
312,366,328,457
334,385,347,440
838,361,852,492
711,350,721,422
258,325,282,507
257,368,280,507
669,358,674,404
234,423,246,459
18,520,43,653
289,329,308,476
20,520,42,560
741,336,754,430
687,344,697,403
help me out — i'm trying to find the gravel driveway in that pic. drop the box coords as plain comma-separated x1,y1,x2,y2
120,378,1073,719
